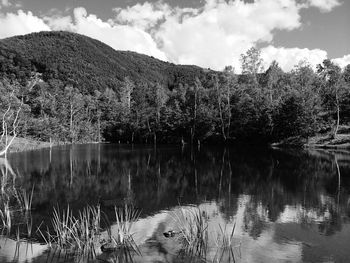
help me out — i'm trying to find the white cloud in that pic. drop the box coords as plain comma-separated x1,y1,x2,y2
1,0,10,7
113,2,171,30
43,15,74,31
0,0,21,9
261,46,327,72
306,0,341,12
333,54,350,68
70,7,168,60
0,10,50,39
154,0,303,70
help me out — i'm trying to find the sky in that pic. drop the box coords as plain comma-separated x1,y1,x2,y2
0,0,349,72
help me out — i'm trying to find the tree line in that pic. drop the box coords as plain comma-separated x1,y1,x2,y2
1,47,350,145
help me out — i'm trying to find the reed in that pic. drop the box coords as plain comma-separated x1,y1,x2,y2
0,200,12,233
23,186,34,211
172,206,209,259
212,222,238,263
108,205,140,254
38,204,104,261
38,204,141,262
25,214,33,238
15,186,34,211
172,206,239,263
50,205,76,249
72,205,101,257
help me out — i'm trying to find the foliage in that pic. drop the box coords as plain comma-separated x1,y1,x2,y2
0,32,350,144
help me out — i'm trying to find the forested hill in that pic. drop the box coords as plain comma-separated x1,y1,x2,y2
1,31,350,146
0,31,210,92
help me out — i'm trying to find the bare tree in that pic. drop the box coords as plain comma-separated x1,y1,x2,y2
0,93,22,157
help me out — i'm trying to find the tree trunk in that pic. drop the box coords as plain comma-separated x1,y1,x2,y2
97,114,101,142
70,104,74,143
0,101,21,157
227,84,231,140
334,102,340,137
192,89,197,144
333,91,340,138
216,79,226,141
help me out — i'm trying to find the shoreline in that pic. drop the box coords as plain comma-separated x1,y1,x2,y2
4,134,350,156
7,137,52,154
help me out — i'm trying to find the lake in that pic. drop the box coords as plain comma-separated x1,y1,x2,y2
0,144,349,262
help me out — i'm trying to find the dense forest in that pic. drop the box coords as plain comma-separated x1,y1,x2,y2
0,31,350,145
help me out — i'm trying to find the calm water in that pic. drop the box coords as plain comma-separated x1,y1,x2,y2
1,144,350,262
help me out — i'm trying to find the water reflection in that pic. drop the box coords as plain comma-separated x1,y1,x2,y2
0,144,349,262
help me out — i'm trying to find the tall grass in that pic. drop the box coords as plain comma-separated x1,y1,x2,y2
15,186,34,211
108,205,140,258
73,205,101,257
212,223,238,263
172,206,239,263
36,205,103,261
172,206,209,260
0,200,11,233
97,205,141,263
50,205,75,248
36,204,142,262
48,205,102,256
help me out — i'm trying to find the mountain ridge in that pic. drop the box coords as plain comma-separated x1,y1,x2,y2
0,31,213,93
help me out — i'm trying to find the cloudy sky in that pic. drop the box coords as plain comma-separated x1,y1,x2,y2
0,0,349,72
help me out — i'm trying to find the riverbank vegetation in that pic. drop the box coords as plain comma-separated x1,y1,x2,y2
1,31,350,147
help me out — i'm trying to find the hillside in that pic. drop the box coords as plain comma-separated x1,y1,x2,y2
0,31,349,146
0,31,211,93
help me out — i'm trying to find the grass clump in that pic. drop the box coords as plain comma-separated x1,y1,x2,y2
15,186,34,211
172,206,239,263
40,204,141,262
0,200,11,233
212,223,238,263
42,205,102,260
173,206,209,260
102,205,141,257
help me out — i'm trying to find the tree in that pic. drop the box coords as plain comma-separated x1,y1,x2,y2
187,78,206,143
120,77,134,113
62,86,85,143
264,60,284,103
342,64,350,123
240,47,264,85
213,74,226,140
317,59,343,137
0,92,22,157
273,92,311,140
222,66,237,140
149,82,168,144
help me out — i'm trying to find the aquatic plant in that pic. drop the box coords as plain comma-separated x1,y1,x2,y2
107,205,140,253
14,186,35,212
0,200,12,233
72,205,101,258
172,206,209,260
38,204,141,262
25,214,33,238
48,205,102,257
22,186,34,211
212,223,238,263
172,206,239,263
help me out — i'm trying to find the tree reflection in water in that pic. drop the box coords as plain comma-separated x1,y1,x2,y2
1,144,349,262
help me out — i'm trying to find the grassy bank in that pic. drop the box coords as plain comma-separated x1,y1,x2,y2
306,134,350,149
6,137,52,154
272,125,350,149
